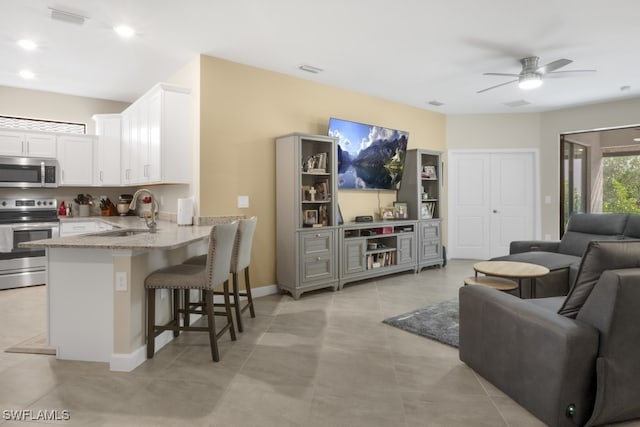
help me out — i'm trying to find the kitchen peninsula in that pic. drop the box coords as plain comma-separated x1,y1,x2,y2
22,216,240,372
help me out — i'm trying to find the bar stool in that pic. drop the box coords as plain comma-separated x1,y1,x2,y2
184,216,258,332
144,222,238,362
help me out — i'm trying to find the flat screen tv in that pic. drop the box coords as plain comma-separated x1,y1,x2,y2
328,117,409,190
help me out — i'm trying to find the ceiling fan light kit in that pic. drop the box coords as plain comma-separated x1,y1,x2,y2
518,73,543,90
478,56,596,94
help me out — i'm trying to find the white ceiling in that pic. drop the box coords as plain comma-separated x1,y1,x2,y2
2,0,640,115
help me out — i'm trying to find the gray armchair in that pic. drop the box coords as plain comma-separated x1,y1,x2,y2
460,240,640,427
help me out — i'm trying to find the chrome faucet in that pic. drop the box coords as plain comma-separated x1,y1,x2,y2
129,188,159,233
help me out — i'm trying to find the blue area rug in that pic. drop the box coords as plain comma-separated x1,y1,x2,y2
382,298,459,348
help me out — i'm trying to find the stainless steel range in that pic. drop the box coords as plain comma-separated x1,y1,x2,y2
0,198,59,290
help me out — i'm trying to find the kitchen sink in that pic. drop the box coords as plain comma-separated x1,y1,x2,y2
89,228,152,237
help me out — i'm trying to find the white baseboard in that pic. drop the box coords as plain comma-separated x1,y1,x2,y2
110,330,174,372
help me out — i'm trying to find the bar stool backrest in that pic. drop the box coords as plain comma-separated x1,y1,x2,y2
205,221,239,289
231,216,258,274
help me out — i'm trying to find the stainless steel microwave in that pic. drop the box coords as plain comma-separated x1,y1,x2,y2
0,156,58,188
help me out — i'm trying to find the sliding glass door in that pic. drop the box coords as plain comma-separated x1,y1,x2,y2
560,137,588,234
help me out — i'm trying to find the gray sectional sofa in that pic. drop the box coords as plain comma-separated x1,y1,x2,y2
492,213,640,297
460,240,640,427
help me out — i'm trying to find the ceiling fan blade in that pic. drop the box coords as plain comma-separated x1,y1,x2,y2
483,72,520,77
537,58,572,74
477,79,519,94
547,69,597,75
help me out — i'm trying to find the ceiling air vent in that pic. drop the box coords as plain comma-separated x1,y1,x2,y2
49,7,87,25
504,100,531,108
298,64,323,74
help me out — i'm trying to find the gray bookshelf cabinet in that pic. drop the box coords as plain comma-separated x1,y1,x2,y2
276,133,339,299
276,135,444,299
339,220,417,289
397,149,444,270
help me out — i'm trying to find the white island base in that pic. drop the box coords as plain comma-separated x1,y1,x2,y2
46,242,207,371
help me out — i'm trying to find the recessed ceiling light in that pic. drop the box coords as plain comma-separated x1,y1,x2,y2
19,69,35,79
633,138,640,143
114,25,135,38
17,39,37,50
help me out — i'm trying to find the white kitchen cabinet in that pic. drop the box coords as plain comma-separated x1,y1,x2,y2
121,83,192,185
57,135,94,186
92,114,121,186
0,129,57,158
120,110,138,185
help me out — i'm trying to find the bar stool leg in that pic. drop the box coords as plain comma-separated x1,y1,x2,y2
183,289,190,327
204,289,220,362
245,268,255,318
172,289,180,337
223,280,236,341
232,272,244,333
147,288,156,359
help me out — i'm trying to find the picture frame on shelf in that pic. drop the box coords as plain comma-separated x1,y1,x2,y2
422,165,437,179
303,209,319,226
380,207,395,220
393,202,408,219
421,204,431,219
303,153,327,173
319,205,329,226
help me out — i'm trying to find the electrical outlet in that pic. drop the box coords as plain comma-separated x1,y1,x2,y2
115,272,127,292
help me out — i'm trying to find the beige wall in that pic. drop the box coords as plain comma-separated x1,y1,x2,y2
199,55,446,288
447,113,541,150
0,85,129,134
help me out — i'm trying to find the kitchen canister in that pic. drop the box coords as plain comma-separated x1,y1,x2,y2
177,197,193,225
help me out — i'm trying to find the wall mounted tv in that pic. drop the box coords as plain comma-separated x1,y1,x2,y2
328,117,409,190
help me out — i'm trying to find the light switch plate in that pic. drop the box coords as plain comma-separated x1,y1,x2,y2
115,272,127,292
237,195,249,208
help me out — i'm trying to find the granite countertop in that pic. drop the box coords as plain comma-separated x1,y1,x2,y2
22,216,240,250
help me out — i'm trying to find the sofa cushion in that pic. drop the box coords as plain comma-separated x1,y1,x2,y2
492,251,580,271
558,232,624,257
622,214,640,238
558,240,640,318
557,213,628,257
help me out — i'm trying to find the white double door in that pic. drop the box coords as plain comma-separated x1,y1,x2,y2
448,150,538,260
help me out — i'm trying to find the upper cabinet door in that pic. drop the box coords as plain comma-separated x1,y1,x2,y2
57,135,94,186
25,133,57,158
0,130,25,156
93,114,121,186
0,130,56,158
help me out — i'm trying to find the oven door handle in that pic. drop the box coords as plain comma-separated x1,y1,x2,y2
11,223,60,232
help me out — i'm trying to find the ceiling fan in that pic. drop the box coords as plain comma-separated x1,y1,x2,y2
477,56,596,93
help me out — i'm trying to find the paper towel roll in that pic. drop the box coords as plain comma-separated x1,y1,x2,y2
177,198,193,225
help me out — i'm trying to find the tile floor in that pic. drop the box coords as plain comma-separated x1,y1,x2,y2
0,260,638,426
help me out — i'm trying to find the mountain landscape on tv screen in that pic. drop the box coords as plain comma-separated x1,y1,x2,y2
330,119,408,190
